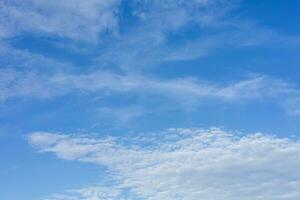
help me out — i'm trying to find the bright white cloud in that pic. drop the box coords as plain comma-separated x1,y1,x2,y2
29,128,300,200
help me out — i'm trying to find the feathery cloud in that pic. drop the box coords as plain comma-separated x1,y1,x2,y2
1,69,300,114
0,0,120,42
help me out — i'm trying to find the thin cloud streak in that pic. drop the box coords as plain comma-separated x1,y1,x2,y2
1,69,300,114
0,0,120,42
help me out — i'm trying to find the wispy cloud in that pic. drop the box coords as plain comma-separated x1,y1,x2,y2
95,0,300,70
0,0,231,44
0,0,120,42
1,69,300,114
96,0,239,69
0,42,72,70
0,69,66,101
43,186,126,200
97,106,146,123
29,128,300,200
1,0,299,71
2,1,300,199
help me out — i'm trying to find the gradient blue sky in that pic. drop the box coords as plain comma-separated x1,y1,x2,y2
1,0,300,200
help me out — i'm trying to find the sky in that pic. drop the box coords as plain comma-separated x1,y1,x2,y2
1,0,300,199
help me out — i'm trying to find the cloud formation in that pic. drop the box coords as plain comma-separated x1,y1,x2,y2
43,186,126,200
1,69,300,114
29,128,300,200
0,0,233,44
1,1,300,199
0,0,120,42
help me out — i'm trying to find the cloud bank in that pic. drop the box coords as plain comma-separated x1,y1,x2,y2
29,128,300,200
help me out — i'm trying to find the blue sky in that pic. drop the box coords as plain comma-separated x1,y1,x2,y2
1,0,300,199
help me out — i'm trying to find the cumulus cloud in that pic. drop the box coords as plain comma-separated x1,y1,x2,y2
29,128,300,200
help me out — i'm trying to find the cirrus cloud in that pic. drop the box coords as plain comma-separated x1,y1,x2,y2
1,69,300,115
0,0,121,42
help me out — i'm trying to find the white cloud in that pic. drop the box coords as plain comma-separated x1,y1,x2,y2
97,106,146,123
0,0,120,42
0,0,229,44
97,0,238,69
1,69,300,114
0,42,72,70
29,128,300,200
1,1,300,118
1,0,298,70
43,186,126,200
0,69,67,102
95,0,300,70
